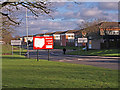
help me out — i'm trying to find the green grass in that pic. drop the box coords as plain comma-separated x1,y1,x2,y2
2,44,27,55
2,44,12,54
67,49,120,57
13,49,27,56
2,44,119,88
2,55,119,88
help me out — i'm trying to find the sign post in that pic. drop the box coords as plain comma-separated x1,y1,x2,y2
19,45,21,55
78,38,88,50
37,50,39,61
33,36,53,61
78,38,87,43
11,40,22,55
48,49,49,61
12,45,13,55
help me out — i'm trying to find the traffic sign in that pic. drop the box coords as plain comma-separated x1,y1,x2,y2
78,38,87,43
11,40,22,56
11,40,22,45
33,36,53,49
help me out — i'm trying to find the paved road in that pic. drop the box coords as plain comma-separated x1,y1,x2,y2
28,49,120,70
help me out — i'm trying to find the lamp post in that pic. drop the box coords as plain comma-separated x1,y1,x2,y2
26,8,29,58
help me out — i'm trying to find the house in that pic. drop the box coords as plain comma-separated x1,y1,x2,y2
53,31,66,46
99,22,120,49
60,30,82,46
81,22,120,49
35,33,44,37
23,35,33,43
21,22,119,49
44,32,54,36
35,32,54,37
19,37,23,41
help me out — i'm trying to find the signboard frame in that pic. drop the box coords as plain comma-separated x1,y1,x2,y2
33,36,53,50
78,38,88,43
11,40,22,55
33,36,53,61
11,40,22,46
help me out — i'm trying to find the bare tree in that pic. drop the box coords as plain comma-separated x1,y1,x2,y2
0,0,52,44
2,30,13,44
0,15,18,44
79,19,106,39
78,19,106,50
0,1,51,24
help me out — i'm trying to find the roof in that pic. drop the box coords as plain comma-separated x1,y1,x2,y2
100,22,119,28
44,32,54,35
36,33,44,36
11,38,18,40
65,30,80,33
23,35,33,37
53,31,67,34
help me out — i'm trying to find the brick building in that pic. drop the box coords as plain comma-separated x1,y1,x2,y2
23,35,33,43
20,22,120,49
60,30,82,46
99,22,120,49
53,31,66,46
82,22,120,49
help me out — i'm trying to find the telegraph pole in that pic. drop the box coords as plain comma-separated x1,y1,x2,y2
26,8,29,58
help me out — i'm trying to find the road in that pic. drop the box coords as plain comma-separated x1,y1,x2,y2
28,49,119,70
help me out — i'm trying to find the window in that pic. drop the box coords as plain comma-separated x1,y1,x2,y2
71,35,74,37
55,36,59,38
68,39,74,42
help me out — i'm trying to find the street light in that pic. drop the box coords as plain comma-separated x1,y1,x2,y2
26,8,29,58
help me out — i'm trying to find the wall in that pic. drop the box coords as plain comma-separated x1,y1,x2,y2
53,34,60,40
65,33,75,46
61,34,66,46
24,37,33,42
91,39,101,49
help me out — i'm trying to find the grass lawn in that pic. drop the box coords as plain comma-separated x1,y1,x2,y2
2,44,12,54
67,49,120,57
2,55,119,88
2,44,27,55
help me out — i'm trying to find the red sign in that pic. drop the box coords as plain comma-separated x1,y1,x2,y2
33,36,53,49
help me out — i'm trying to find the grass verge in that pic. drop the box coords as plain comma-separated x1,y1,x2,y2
2,55,119,88
2,44,27,55
67,49,120,57
2,44,12,54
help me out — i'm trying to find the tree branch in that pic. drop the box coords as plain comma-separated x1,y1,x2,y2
0,1,51,24
0,12,19,24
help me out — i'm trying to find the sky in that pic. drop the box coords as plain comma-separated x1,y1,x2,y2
13,2,118,37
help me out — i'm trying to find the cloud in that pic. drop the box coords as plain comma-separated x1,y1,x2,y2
13,2,118,37
15,18,82,36
41,30,49,33
81,7,103,18
103,13,118,21
98,2,118,10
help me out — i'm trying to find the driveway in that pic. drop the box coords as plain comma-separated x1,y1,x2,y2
28,49,119,70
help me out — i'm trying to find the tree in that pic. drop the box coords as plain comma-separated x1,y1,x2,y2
0,15,18,44
78,19,106,50
0,0,52,44
0,1,51,24
79,19,105,39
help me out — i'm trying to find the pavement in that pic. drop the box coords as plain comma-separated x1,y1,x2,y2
28,49,120,70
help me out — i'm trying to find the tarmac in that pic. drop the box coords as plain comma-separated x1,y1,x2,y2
29,49,120,70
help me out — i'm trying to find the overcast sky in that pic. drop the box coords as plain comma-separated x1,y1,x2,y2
13,2,118,37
